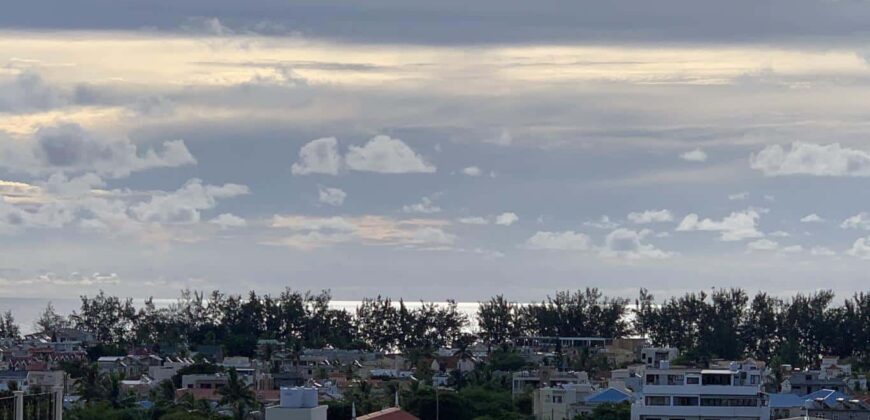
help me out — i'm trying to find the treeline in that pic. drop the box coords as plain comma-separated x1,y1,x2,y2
7,287,869,368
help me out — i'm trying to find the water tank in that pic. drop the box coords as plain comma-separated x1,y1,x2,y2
301,387,318,408
279,387,304,408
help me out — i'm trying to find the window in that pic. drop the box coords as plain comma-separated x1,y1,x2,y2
702,374,731,386
552,395,563,404
645,396,669,406
646,374,661,385
686,376,700,384
673,397,699,406
667,374,685,385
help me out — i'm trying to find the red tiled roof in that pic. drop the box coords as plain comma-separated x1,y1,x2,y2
357,407,420,420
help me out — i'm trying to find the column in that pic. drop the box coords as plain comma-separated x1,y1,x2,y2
13,390,23,420
54,386,64,420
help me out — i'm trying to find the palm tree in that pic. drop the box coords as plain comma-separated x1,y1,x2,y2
217,368,255,420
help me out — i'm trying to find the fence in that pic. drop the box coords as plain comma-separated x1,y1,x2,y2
0,389,63,420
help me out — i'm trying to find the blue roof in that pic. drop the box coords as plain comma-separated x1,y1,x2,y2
584,388,631,404
768,393,805,408
803,389,849,406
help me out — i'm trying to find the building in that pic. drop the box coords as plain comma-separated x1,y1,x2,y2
640,348,679,369
631,360,770,420
801,389,870,420
534,384,630,420
783,371,848,396
264,387,327,420
513,369,592,397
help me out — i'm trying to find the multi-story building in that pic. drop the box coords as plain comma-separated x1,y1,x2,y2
631,360,770,420
513,369,592,397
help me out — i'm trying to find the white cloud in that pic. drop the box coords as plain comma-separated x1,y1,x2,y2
769,231,790,237
600,228,673,259
728,192,749,201
270,214,454,249
402,196,441,214
747,239,802,254
0,124,196,179
583,215,619,229
676,209,763,241
801,213,825,223
751,142,870,177
841,213,870,230
810,246,836,256
627,209,673,224
525,231,592,251
209,213,247,229
130,179,250,225
345,135,435,174
291,137,343,175
746,238,780,251
462,166,482,176
458,216,490,225
318,186,346,206
495,212,519,226
680,148,708,162
847,236,870,259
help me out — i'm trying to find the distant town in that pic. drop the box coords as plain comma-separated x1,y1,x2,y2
0,287,867,420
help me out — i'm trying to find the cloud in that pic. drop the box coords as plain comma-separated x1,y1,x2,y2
458,216,489,225
728,192,749,201
746,239,803,254
0,71,66,113
751,142,870,177
291,135,435,175
801,213,825,223
810,246,836,256
270,214,454,249
583,215,619,229
291,137,343,175
130,179,250,225
209,213,247,229
680,148,708,162
627,209,673,224
600,228,673,259
462,166,482,176
676,209,763,241
847,237,870,259
746,238,780,252
346,135,435,174
495,212,519,226
841,213,870,230
402,196,441,214
0,124,196,178
525,231,592,251
318,186,346,206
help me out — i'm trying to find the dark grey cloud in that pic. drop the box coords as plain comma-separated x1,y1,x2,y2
3,0,870,45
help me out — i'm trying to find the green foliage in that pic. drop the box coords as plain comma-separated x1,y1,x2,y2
634,288,870,367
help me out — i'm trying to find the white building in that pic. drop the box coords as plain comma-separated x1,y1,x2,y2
533,382,596,419
513,369,591,397
264,387,327,420
631,360,770,420
640,348,679,369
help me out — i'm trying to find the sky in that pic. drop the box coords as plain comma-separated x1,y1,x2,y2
3,0,870,302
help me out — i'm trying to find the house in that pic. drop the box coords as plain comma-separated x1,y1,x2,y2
513,369,592,397
802,389,870,420
640,347,678,368
631,360,770,420
0,370,29,391
26,370,65,392
533,383,597,420
97,356,133,378
768,392,807,419
783,371,848,395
